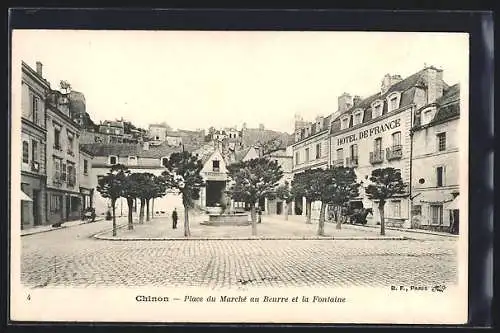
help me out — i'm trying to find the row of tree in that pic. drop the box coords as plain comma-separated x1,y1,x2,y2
97,151,204,237
98,149,406,238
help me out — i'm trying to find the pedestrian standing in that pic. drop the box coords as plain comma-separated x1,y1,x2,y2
172,208,178,229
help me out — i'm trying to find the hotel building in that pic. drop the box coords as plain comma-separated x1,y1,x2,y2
329,66,456,228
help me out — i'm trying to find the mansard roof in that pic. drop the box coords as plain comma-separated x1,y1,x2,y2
330,68,449,134
413,84,460,128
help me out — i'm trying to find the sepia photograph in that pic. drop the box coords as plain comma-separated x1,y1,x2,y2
10,28,469,324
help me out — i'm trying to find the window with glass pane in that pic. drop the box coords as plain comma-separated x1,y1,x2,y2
390,97,398,110
350,144,358,158
436,166,444,187
54,128,61,149
392,131,401,146
212,160,220,171
316,143,321,159
22,141,29,163
374,138,382,152
32,140,38,162
295,152,300,165
336,148,344,160
431,205,443,225
393,200,401,217
437,132,446,151
83,159,88,174
305,148,310,162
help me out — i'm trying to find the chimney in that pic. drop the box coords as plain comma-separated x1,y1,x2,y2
424,65,444,104
338,93,353,113
381,74,403,94
353,95,362,106
143,142,150,151
36,61,43,76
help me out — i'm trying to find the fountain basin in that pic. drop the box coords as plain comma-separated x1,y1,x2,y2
200,213,250,226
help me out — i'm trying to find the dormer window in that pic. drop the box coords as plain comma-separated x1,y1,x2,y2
340,115,350,130
371,100,383,118
386,92,402,112
109,155,118,165
353,109,364,126
421,106,437,126
128,156,137,166
212,160,220,172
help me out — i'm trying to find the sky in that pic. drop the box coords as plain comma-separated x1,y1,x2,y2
13,30,469,133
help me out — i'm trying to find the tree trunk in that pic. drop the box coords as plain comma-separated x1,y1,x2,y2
146,199,150,221
139,198,145,223
250,205,257,236
317,201,326,236
183,204,191,237
379,201,386,236
285,202,289,221
151,198,155,220
111,199,117,237
127,198,134,230
305,200,312,224
336,205,342,230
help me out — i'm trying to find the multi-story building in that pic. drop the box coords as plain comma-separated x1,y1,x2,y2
79,146,95,211
98,120,125,143
45,89,82,223
264,145,294,215
329,66,454,228
20,61,50,228
148,124,168,142
82,141,206,216
411,83,460,232
291,113,333,216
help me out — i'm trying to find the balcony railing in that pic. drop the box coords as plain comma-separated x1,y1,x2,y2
386,145,403,161
345,157,359,167
333,159,344,167
369,150,384,164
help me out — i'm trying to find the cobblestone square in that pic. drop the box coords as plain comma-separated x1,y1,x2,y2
21,218,458,289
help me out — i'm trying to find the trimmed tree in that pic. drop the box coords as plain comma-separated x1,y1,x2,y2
291,170,315,224
96,164,128,236
162,151,204,237
365,167,407,236
227,157,283,236
135,173,155,224
122,172,142,230
328,166,360,230
275,181,293,220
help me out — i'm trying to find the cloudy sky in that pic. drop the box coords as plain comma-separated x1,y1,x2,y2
13,30,468,133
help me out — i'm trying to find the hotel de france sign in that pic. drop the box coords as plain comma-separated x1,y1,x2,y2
336,118,401,146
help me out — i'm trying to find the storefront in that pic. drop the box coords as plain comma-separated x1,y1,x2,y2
21,173,46,228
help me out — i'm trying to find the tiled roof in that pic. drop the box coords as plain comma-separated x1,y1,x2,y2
427,84,460,126
241,128,293,149
330,68,448,134
80,141,204,159
233,147,252,162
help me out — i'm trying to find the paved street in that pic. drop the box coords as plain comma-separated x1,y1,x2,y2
21,219,458,289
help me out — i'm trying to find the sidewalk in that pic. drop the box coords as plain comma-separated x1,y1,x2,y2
93,213,409,241
282,213,458,239
21,218,104,236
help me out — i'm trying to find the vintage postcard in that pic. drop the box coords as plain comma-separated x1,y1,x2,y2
10,29,469,324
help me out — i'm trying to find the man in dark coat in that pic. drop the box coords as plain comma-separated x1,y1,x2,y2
172,208,178,229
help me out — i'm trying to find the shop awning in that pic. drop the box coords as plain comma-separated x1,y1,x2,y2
413,191,454,205
444,195,460,210
21,191,32,202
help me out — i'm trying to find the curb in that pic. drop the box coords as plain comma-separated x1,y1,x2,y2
348,224,458,238
92,223,129,239
21,218,105,237
92,233,409,241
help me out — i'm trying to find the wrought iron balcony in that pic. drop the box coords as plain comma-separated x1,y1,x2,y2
369,150,384,164
333,159,344,167
386,145,403,161
345,157,359,168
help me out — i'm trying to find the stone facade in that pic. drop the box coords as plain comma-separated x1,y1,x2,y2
20,61,50,228
45,90,82,224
